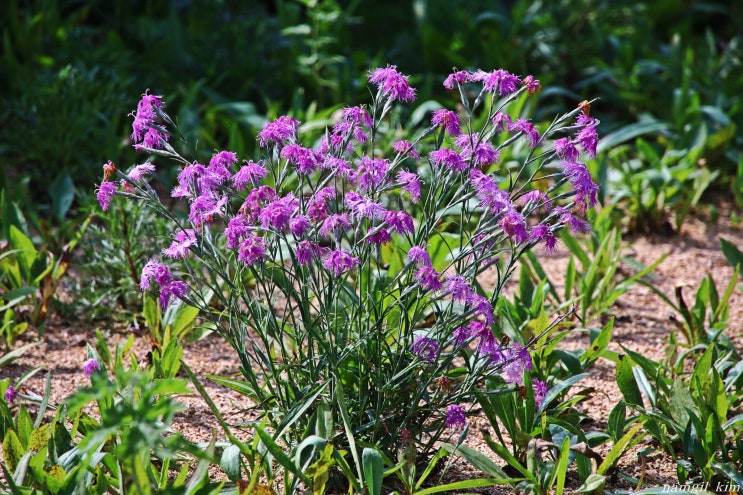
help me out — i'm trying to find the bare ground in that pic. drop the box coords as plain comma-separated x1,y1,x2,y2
2,204,743,493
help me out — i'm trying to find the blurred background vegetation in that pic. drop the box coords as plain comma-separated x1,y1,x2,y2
0,0,741,229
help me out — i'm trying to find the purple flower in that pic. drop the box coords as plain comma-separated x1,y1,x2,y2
289,215,311,237
384,210,414,235
130,91,167,149
415,266,443,292
443,70,471,90
576,124,598,158
238,234,267,266
519,190,552,212
468,169,511,214
127,163,156,182
499,344,532,385
208,151,238,182
407,246,431,266
225,215,252,249
307,198,330,223
232,160,268,190
160,280,188,309
295,240,323,266
163,229,197,259
431,109,461,136
259,194,299,231
173,162,204,198
533,379,548,408
240,185,276,222
258,115,300,148
530,224,558,253
341,106,373,128
558,208,591,234
509,119,541,148
154,263,173,287
471,295,495,325
445,275,475,305
319,214,352,237
499,210,529,243
356,156,390,192
429,148,467,172
4,385,16,405
323,156,354,177
553,138,580,162
345,191,386,221
96,181,118,211
445,404,467,430
140,259,172,291
281,145,322,175
396,170,421,203
368,65,416,102
452,326,470,347
322,249,360,276
456,134,500,167
83,358,101,378
393,140,420,160
471,321,498,356
139,127,169,150
411,336,439,364
367,227,392,245
188,194,228,226
492,112,513,131
473,69,521,96
559,161,599,209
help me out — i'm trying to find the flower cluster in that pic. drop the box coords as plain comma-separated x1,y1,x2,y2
97,63,599,454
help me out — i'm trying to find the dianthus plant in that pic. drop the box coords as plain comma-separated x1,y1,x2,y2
96,66,599,464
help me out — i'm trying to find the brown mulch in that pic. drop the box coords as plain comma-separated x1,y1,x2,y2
2,204,743,493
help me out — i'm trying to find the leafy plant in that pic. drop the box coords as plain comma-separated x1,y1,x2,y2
95,64,602,491
1,336,230,494
615,343,743,485
76,195,171,320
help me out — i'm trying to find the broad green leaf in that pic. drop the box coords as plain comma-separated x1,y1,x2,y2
583,318,614,364
415,477,512,495
1,190,28,241
16,406,33,447
577,473,605,493
632,366,656,408
439,442,511,480
169,303,200,339
615,355,643,407
711,461,743,486
720,237,743,270
597,121,672,153
49,172,75,221
27,424,51,453
607,400,626,443
220,444,241,482
555,436,571,495
3,429,25,472
0,286,37,312
0,342,38,367
362,447,383,495
9,225,36,282
537,372,591,415
597,422,644,475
